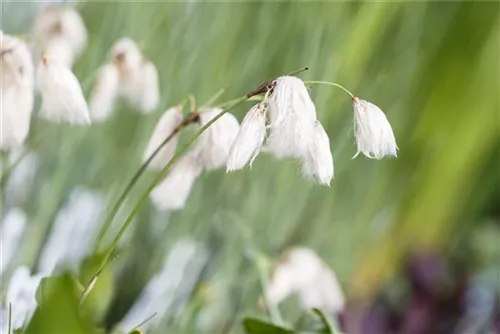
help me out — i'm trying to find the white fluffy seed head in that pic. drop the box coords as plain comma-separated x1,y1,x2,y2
302,121,334,186
37,56,90,125
267,76,317,158
138,60,160,113
1,32,35,87
44,37,74,68
197,108,240,171
226,103,267,172
352,97,398,159
32,6,87,66
111,37,143,74
266,247,345,314
1,32,35,150
143,106,183,170
89,63,120,122
150,152,203,211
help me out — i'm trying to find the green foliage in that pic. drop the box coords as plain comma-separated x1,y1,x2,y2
243,317,295,334
27,273,100,334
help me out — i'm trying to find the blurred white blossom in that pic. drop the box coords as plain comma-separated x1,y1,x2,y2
89,63,120,121
267,247,345,315
5,150,39,207
89,37,160,118
0,31,35,150
143,105,183,170
32,5,87,68
120,239,208,332
37,188,104,274
226,103,267,172
37,55,91,125
0,208,27,275
3,266,44,331
197,108,240,171
352,97,398,159
150,152,203,212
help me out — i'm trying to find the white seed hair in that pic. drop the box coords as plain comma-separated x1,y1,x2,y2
352,97,398,159
226,103,267,172
1,32,35,150
143,106,183,170
150,152,203,211
37,56,91,125
89,63,120,122
197,108,240,171
44,37,74,68
267,76,317,158
138,60,160,113
302,120,334,186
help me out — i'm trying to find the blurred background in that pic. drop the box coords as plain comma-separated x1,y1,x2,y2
1,1,499,333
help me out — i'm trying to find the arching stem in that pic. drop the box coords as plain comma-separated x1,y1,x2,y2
304,80,355,98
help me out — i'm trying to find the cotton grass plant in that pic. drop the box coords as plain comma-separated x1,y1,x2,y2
1,3,403,334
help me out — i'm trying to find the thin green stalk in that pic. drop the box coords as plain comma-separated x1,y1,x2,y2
93,111,197,251
304,80,355,98
216,95,263,109
201,88,225,107
8,303,12,334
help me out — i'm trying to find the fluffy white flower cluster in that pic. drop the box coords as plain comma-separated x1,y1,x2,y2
146,107,240,211
2,7,163,150
89,37,160,121
228,76,334,186
266,247,345,316
32,5,87,68
227,76,398,185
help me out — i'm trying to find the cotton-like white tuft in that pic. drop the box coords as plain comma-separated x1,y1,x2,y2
1,32,35,150
58,8,87,57
32,6,87,67
150,152,203,211
226,103,267,172
302,121,334,186
89,63,120,122
352,97,398,159
37,56,90,125
267,76,317,158
138,60,160,113
44,37,74,68
111,37,143,73
266,247,345,315
197,108,240,171
143,106,183,170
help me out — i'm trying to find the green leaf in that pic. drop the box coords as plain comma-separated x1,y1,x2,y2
128,330,144,334
26,272,99,334
312,308,340,334
243,317,295,334
79,253,115,323
35,274,83,306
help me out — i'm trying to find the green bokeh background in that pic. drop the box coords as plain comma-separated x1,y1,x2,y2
1,1,499,333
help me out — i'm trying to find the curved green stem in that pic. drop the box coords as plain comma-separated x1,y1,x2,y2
92,111,198,252
304,80,355,98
